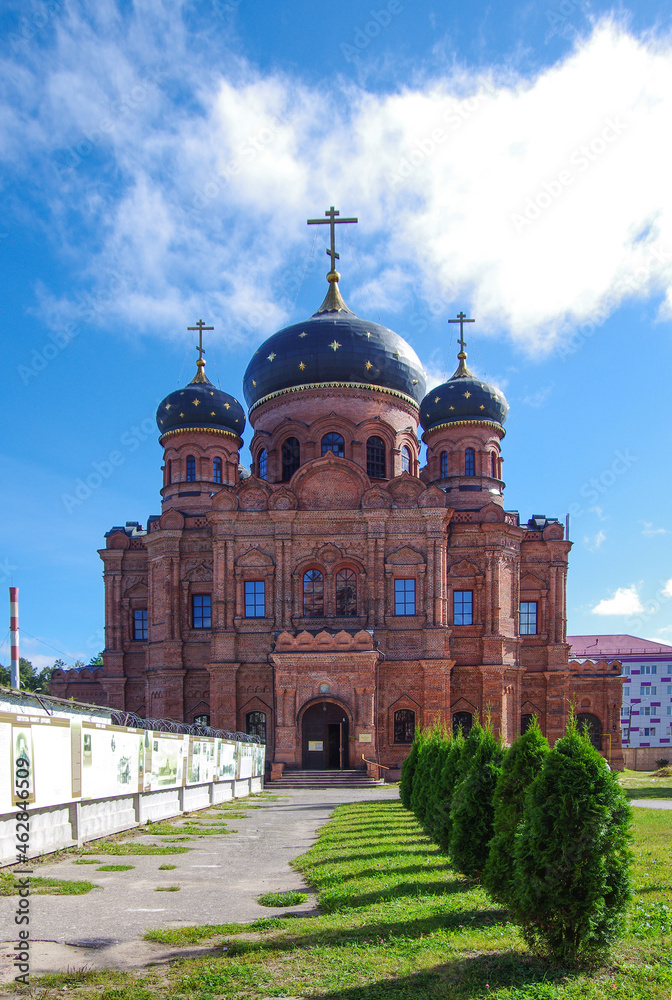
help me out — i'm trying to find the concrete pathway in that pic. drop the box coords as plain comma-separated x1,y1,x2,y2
0,785,399,983
629,798,672,809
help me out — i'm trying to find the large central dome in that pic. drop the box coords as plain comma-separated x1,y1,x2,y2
243,275,427,410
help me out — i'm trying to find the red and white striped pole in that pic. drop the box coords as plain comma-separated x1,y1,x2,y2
10,587,19,689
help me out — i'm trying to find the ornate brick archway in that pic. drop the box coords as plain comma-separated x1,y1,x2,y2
299,696,352,769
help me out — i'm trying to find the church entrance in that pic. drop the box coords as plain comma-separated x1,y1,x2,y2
301,701,349,769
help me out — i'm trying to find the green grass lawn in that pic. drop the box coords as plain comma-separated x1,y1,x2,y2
31,798,671,1000
619,769,672,799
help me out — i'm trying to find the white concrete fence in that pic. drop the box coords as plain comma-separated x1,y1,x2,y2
0,688,265,867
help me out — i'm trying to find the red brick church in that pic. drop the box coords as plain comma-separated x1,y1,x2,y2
51,210,624,771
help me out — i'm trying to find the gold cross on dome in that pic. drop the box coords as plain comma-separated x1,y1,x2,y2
448,311,475,353
307,205,358,273
187,319,214,362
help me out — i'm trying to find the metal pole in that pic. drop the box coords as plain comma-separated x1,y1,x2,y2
10,587,19,689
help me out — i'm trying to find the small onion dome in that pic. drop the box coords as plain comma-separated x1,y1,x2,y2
156,356,246,439
243,272,426,410
420,348,508,432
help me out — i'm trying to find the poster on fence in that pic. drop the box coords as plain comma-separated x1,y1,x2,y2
187,737,216,784
148,732,186,790
253,743,266,778
81,722,140,800
217,739,237,780
31,718,71,808
238,741,255,780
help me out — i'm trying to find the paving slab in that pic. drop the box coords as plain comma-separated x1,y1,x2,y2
629,798,672,809
0,785,399,982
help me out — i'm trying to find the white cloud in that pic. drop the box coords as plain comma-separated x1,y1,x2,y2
591,584,645,615
641,521,669,537
521,385,552,407
662,579,672,598
584,530,606,552
3,12,672,356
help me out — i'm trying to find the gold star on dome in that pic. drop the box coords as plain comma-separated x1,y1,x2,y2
210,411,216,416
224,402,230,409
192,398,200,406
329,340,341,351
299,331,307,338
165,403,171,410
267,352,276,362
159,419,163,425
434,396,440,403
412,379,418,385
464,391,471,398
179,391,184,396
252,380,257,387
480,404,485,410
449,405,455,411
299,361,306,370
210,391,214,396
365,360,373,370
394,350,401,360
365,331,371,338
179,412,185,418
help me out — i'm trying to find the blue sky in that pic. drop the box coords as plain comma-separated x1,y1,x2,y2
2,0,672,670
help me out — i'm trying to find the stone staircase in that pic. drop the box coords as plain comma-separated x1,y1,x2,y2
269,768,385,789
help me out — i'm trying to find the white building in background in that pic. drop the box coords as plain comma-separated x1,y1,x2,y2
568,635,672,754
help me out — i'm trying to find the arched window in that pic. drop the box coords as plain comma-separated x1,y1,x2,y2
258,449,267,480
394,709,416,743
464,448,475,476
335,568,357,616
193,713,210,726
452,711,473,736
576,713,603,751
282,437,300,480
303,569,324,616
491,452,497,478
186,455,196,481
321,432,345,458
245,710,267,743
367,436,386,479
401,445,411,474
440,451,448,478
213,457,222,484
166,459,172,485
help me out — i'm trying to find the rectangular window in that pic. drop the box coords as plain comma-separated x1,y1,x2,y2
133,609,148,640
650,686,657,695
244,581,265,618
520,601,538,635
192,594,211,629
622,664,630,676
453,590,473,625
643,706,651,716
623,686,630,696
667,686,672,695
394,579,416,615
667,706,671,715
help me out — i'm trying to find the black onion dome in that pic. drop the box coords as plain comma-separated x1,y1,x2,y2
243,276,426,409
420,351,508,432
157,359,245,438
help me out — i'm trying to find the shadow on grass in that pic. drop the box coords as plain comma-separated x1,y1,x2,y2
304,847,443,866
221,907,509,960
301,951,570,1000
624,787,672,799
322,876,474,910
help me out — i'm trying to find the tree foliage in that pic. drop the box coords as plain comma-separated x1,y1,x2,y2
449,721,505,878
399,726,423,810
0,657,54,692
409,724,445,825
511,719,632,964
423,733,453,840
483,716,549,906
432,727,465,853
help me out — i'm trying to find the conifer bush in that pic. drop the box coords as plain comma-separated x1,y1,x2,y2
482,717,549,907
409,724,443,825
399,726,423,810
449,721,504,878
511,719,632,965
423,732,453,840
433,727,464,854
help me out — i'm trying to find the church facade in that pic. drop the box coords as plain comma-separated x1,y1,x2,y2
51,215,624,772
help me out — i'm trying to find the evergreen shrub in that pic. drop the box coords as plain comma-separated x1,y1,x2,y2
399,726,423,810
423,732,453,840
432,727,465,854
449,721,504,878
482,716,549,907
511,719,632,964
409,724,444,825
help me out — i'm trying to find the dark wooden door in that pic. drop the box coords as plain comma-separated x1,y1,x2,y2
302,703,349,768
